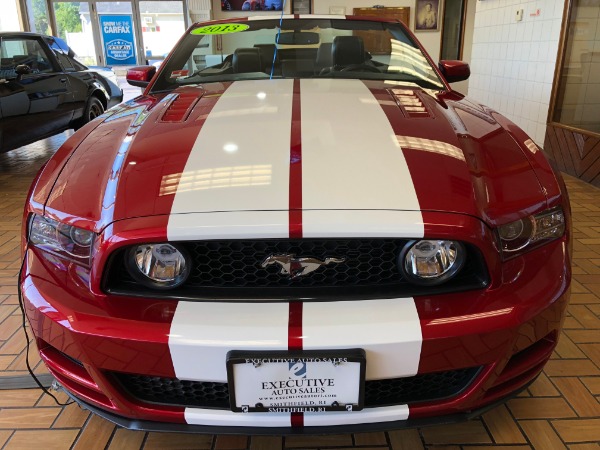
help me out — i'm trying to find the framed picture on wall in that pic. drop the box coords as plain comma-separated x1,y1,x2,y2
329,6,346,15
292,0,311,14
415,0,440,31
221,0,283,11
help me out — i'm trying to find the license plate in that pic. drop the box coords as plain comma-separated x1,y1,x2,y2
227,349,366,413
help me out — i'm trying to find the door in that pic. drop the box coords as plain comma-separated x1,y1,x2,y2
0,35,74,152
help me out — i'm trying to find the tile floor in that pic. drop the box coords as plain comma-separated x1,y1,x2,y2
0,133,599,449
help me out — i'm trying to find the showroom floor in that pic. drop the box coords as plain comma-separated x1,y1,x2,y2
0,134,599,450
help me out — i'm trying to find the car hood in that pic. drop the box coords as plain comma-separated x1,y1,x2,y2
44,79,547,232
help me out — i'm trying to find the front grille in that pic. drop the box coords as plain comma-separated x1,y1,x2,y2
104,239,489,300
114,367,481,409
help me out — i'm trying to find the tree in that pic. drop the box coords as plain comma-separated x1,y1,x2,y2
54,2,82,39
31,0,50,34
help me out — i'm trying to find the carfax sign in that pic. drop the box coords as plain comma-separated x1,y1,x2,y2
100,15,136,65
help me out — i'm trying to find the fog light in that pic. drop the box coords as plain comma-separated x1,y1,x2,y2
400,240,465,285
127,243,190,289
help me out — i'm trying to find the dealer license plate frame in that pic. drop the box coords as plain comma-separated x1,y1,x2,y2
226,349,366,413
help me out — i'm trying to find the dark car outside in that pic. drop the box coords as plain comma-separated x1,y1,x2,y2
0,32,123,153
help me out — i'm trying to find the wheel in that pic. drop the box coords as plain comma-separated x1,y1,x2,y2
85,96,104,122
74,96,104,130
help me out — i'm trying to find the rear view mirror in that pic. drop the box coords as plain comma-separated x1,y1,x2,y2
276,32,319,45
438,60,470,83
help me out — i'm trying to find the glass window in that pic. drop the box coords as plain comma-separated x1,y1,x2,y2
0,37,54,79
52,2,98,66
553,0,600,134
139,1,186,64
440,0,466,61
53,49,75,70
29,0,51,34
153,19,445,93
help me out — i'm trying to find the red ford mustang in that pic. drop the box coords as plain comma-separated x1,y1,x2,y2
21,16,571,433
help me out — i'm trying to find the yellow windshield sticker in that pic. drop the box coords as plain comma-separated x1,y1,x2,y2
191,23,249,35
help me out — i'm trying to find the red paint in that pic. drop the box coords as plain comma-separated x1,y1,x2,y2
161,92,202,122
288,80,305,426
291,412,304,427
126,66,156,84
288,301,303,351
43,84,231,234
289,78,303,239
438,60,471,84
365,81,549,227
288,300,304,427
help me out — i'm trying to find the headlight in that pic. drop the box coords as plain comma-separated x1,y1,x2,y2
498,206,565,257
28,215,95,267
400,240,465,285
126,243,190,290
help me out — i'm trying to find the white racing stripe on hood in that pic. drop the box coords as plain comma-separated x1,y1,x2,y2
300,79,423,235
168,79,294,239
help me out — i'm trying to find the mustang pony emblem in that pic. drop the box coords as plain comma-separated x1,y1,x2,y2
260,254,346,279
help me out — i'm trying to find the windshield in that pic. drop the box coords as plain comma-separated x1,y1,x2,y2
152,18,445,92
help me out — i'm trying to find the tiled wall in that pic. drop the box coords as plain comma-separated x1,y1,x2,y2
467,0,566,146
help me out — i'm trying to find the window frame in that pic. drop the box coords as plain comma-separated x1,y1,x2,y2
548,0,600,138
439,0,468,61
0,35,60,79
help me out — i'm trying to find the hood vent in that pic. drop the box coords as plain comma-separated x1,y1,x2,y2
161,93,201,122
389,89,432,119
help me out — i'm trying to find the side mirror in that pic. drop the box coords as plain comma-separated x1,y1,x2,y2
126,66,156,88
438,60,470,83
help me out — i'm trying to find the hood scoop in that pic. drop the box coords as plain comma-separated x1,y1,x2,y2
161,92,202,122
389,89,432,119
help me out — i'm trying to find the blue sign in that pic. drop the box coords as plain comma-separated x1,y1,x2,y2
100,15,136,65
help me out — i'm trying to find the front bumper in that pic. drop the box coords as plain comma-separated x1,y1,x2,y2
62,377,536,435
22,236,570,433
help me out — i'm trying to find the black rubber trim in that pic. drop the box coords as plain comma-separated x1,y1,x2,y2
111,366,482,410
102,239,490,301
0,374,54,390
61,376,537,435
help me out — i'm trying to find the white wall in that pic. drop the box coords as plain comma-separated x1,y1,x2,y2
467,0,565,146
210,0,444,60
0,0,21,31
314,0,443,60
